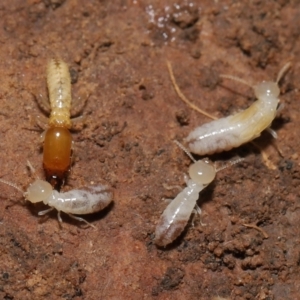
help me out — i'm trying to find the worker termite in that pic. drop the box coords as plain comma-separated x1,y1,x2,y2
41,58,75,189
0,162,113,227
154,141,243,247
167,61,291,156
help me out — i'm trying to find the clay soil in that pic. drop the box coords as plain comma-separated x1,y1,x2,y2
0,1,300,299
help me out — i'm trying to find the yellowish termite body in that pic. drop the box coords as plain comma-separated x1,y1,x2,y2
43,58,73,189
167,61,290,156
47,58,72,128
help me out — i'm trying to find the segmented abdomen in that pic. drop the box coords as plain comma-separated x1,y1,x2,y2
186,101,276,155
47,58,72,127
186,116,242,155
155,182,201,247
50,186,113,214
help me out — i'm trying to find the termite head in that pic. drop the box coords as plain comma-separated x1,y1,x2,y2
174,140,216,185
43,127,72,190
25,179,52,204
188,159,216,185
0,176,52,205
253,81,280,103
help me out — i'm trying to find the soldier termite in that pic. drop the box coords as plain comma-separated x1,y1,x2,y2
41,58,76,189
154,141,243,247
167,61,291,157
0,161,113,227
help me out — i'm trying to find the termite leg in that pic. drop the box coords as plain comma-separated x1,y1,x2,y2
70,115,86,131
162,183,182,192
276,103,285,114
38,207,55,216
70,141,75,166
270,138,284,158
193,203,207,226
183,174,190,185
71,115,84,123
31,92,51,113
27,160,40,180
266,128,278,139
40,130,46,143
191,205,207,226
38,93,51,112
57,211,63,223
70,92,90,117
67,213,96,229
162,198,173,204
35,114,49,131
250,141,277,170
194,205,202,215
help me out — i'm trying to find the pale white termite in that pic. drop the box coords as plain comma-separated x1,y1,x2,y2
167,61,291,156
185,63,291,155
154,141,243,247
0,162,112,227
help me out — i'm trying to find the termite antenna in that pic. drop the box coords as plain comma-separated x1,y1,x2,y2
220,74,253,89
167,61,217,120
276,62,291,84
216,157,245,173
27,160,40,179
174,140,197,163
0,178,24,194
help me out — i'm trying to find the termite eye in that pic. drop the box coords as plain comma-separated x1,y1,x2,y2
254,81,280,100
26,180,53,203
189,160,216,185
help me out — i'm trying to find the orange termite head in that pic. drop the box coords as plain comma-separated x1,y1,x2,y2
43,127,72,190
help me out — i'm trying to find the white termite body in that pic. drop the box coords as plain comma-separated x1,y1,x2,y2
27,179,112,215
185,63,290,155
0,176,113,227
154,142,217,247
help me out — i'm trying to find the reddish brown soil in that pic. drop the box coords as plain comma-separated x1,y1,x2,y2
0,1,299,299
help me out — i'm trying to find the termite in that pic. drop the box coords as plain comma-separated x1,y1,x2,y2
167,61,291,156
154,141,243,247
42,58,74,188
0,162,113,227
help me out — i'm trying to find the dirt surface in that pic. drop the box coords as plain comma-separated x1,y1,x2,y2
0,1,299,299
